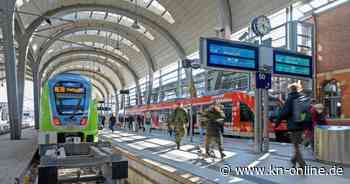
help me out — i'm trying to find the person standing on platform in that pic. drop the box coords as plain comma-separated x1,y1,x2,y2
109,113,117,133
275,83,306,169
145,112,152,135
305,103,326,151
169,103,188,150
204,104,226,159
99,115,106,130
197,109,208,149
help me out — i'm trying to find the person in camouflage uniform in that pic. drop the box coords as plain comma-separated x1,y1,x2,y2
203,104,226,159
169,104,189,149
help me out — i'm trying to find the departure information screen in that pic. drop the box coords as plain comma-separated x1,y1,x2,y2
54,87,85,94
202,38,259,71
273,50,313,78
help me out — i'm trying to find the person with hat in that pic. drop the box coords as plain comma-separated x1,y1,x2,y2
275,82,306,169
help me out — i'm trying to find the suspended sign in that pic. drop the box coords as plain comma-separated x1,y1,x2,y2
200,38,259,72
273,50,313,78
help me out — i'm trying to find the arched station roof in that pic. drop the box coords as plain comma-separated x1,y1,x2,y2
0,0,292,95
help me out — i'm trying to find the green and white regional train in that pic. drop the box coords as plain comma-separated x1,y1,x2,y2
39,73,98,145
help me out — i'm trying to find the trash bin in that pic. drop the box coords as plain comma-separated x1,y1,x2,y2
315,125,350,165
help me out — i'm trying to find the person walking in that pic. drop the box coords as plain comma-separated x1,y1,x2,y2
204,104,226,159
109,113,117,133
99,115,106,130
275,83,306,169
169,103,188,150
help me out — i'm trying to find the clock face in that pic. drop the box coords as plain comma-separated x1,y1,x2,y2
252,16,271,37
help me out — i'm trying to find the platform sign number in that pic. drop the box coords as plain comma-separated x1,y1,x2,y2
256,72,271,89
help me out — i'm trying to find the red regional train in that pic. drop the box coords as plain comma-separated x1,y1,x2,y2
125,91,291,141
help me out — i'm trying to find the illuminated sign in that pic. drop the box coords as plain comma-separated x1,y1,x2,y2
273,50,313,78
54,87,85,93
200,38,259,72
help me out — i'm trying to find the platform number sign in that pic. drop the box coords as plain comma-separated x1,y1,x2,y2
256,72,271,89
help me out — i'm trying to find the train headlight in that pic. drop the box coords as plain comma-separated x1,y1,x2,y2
80,118,88,126
53,117,61,126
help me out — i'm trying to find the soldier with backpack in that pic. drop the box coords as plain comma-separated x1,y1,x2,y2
275,83,307,169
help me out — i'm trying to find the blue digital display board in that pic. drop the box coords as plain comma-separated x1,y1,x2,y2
273,50,313,78
200,38,259,71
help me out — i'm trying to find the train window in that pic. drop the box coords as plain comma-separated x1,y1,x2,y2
54,82,87,116
55,97,85,115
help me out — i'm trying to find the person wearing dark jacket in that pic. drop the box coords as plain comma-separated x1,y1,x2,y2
204,104,226,159
275,83,306,169
109,113,117,133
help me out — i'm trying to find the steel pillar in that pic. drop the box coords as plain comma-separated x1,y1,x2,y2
32,63,40,130
115,92,119,115
176,60,182,98
147,73,153,105
158,69,163,102
254,89,263,153
0,0,21,139
17,40,28,124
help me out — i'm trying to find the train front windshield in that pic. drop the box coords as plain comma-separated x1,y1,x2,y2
54,82,87,116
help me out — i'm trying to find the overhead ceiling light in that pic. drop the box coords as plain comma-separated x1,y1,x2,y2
45,18,52,25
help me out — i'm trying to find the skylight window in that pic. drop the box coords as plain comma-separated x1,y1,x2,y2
65,30,141,52
298,4,313,13
57,11,155,41
122,0,175,24
310,0,329,8
77,11,91,20
120,16,134,27
92,11,106,20
106,13,121,23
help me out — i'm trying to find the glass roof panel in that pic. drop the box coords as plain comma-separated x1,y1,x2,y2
58,11,154,40
86,30,98,35
92,11,106,20
62,13,76,21
310,0,329,8
63,30,140,52
77,11,91,20
120,16,134,27
298,4,313,12
106,13,121,23
122,0,175,24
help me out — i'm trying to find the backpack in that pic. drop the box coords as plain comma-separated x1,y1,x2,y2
292,95,312,124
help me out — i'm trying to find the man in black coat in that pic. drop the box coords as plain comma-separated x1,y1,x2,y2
275,83,306,169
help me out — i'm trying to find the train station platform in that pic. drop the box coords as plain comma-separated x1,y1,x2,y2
100,129,350,184
0,128,37,184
